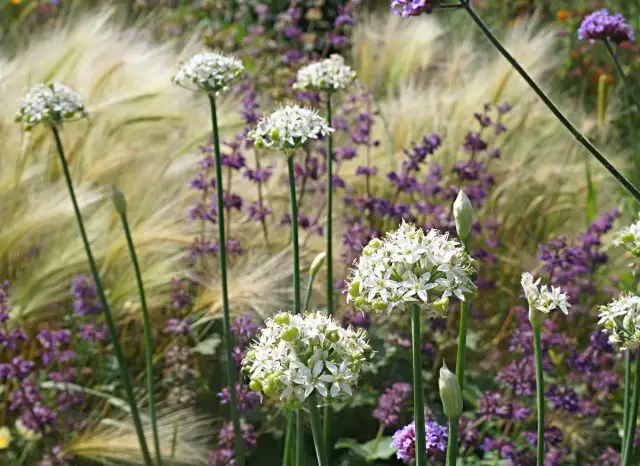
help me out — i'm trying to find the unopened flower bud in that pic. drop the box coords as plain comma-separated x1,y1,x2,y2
349,280,360,298
453,190,473,243
432,297,450,316
281,327,299,342
438,361,463,419
111,186,127,215
326,330,339,342
249,380,263,392
274,313,290,325
310,252,327,278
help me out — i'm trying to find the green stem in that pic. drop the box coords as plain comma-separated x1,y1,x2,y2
51,126,152,466
623,352,640,466
16,442,32,466
325,94,334,317
171,420,179,460
283,410,294,466
304,275,313,312
118,207,163,466
445,417,459,466
604,40,640,114
532,323,544,466
296,410,305,466
462,2,640,203
371,424,385,456
455,300,470,391
323,404,332,464
208,95,245,466
623,351,632,455
307,393,329,466
411,304,426,466
287,154,302,315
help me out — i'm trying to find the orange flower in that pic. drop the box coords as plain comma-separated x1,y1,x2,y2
10,0,22,5
556,9,571,22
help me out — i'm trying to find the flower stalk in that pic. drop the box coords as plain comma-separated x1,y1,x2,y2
623,351,632,455
603,40,640,113
112,187,163,466
623,351,640,465
412,303,426,466
208,94,245,466
324,92,334,463
532,322,544,466
307,393,329,466
51,127,152,466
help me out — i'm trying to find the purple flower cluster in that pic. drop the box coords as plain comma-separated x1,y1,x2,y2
217,383,261,414
208,422,257,466
391,0,432,17
391,420,447,463
373,382,412,427
70,274,101,315
341,309,372,329
164,343,196,405
578,9,635,44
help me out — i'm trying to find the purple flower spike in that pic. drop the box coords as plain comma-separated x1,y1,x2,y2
391,0,432,17
578,9,635,44
373,383,412,427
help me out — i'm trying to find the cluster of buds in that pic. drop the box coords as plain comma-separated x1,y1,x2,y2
15,83,86,131
293,54,357,93
613,218,640,256
242,311,372,406
598,294,640,350
173,51,244,94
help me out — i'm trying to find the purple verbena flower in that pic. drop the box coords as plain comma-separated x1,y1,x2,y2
391,420,447,463
391,0,432,17
578,9,635,44
373,383,412,427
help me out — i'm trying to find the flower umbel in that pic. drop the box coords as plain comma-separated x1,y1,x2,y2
15,83,86,131
242,311,371,405
613,218,640,256
173,51,244,94
598,293,640,350
578,9,635,44
293,54,357,93
521,272,570,324
249,105,333,151
346,221,476,317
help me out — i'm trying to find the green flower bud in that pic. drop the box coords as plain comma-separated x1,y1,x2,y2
263,381,276,397
349,280,360,298
274,313,291,325
622,231,635,243
245,350,256,361
111,186,128,215
453,190,473,243
269,127,280,141
249,380,263,392
326,330,340,342
432,296,450,316
372,300,387,312
438,361,463,419
310,252,327,278
354,296,365,307
281,327,299,342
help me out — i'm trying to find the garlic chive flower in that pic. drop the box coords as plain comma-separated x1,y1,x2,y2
15,83,86,131
293,54,357,93
521,272,570,325
242,311,372,406
172,51,244,94
346,221,476,318
613,218,640,256
249,105,333,152
598,293,640,350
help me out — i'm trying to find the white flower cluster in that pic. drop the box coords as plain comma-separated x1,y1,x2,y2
345,221,476,317
15,83,86,130
173,51,244,94
521,272,570,324
293,54,357,93
249,105,333,151
613,219,640,256
242,311,372,405
598,293,640,350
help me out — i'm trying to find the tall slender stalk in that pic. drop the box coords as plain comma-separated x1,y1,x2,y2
411,304,426,466
460,0,640,203
50,127,152,466
114,189,163,466
282,410,294,466
623,352,640,465
603,40,640,113
623,351,632,455
445,417,459,466
208,95,245,466
296,411,305,466
307,393,329,466
455,300,470,390
532,324,544,466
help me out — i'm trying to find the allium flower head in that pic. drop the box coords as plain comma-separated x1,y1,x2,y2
598,293,640,350
391,0,432,17
249,105,333,152
578,9,635,44
391,420,448,463
15,83,86,131
173,51,244,94
293,54,357,93
346,221,476,317
613,218,640,255
242,311,372,406
521,272,570,324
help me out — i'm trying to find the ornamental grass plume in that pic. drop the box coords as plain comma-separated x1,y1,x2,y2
346,221,476,318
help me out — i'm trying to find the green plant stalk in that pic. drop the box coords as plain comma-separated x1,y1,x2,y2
445,417,459,466
51,126,152,466
461,1,640,203
455,299,470,390
304,275,313,311
283,410,294,466
296,410,305,466
411,304,426,466
171,420,179,460
371,424,385,455
287,154,302,314
623,352,640,465
324,93,334,463
532,323,544,466
307,393,329,466
117,207,163,466
208,95,245,466
604,40,640,113
623,351,632,455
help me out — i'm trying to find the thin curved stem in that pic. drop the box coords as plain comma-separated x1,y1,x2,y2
462,2,640,203
455,300,470,390
623,351,640,466
51,126,152,466
287,155,302,315
208,95,245,466
117,207,163,466
307,393,329,466
412,304,426,466
532,324,544,466
604,40,640,114
445,417,459,466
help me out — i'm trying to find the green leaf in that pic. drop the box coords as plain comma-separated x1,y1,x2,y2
335,437,396,462
194,334,222,355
